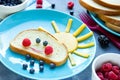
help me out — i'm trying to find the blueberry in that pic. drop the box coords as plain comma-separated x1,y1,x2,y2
29,68,35,74
23,63,28,70
17,0,22,4
43,41,48,46
36,38,41,43
50,63,56,69
25,54,31,60
6,0,11,3
70,11,74,15
98,35,109,48
98,35,105,43
39,65,44,72
103,38,109,45
39,60,44,66
30,60,35,66
51,4,55,9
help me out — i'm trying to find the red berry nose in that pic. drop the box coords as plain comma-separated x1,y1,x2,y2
22,38,31,47
44,46,53,55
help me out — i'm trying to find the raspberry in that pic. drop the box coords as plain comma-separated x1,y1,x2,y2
36,4,42,8
108,71,118,79
67,1,74,9
36,0,43,4
112,66,120,74
102,62,112,72
44,46,53,55
104,72,109,78
97,72,104,80
22,38,31,47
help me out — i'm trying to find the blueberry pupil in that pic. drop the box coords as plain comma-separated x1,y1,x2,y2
36,38,41,43
43,41,48,46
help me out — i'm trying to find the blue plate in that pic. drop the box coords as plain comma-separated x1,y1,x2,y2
89,12,120,37
0,9,96,80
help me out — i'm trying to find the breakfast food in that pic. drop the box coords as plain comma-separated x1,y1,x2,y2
79,0,120,16
98,14,120,26
105,22,120,33
36,0,43,8
96,62,120,80
10,28,68,66
93,0,120,9
67,1,74,9
98,35,109,48
79,0,120,33
51,18,95,66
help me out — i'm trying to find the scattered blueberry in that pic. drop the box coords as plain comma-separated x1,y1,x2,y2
25,54,31,60
98,35,109,48
43,41,48,46
36,38,41,43
39,60,44,66
39,65,44,72
70,11,74,15
51,4,55,9
23,63,28,70
30,60,35,66
29,68,35,74
50,63,56,69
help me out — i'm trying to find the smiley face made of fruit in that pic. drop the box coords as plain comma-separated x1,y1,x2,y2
22,38,53,56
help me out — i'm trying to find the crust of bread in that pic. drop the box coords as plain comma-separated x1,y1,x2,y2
98,14,120,26
79,0,120,16
93,0,120,9
105,22,120,33
10,29,68,66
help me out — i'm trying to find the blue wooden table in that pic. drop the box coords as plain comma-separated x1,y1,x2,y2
0,0,119,80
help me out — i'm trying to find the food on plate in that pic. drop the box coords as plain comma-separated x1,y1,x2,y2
79,0,120,16
93,0,120,9
77,31,93,42
79,0,120,33
10,28,68,66
105,22,120,33
98,14,120,26
51,18,94,66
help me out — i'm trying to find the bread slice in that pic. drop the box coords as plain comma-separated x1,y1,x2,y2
79,0,120,16
10,28,68,66
105,22,120,33
98,14,120,26
93,0,120,9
